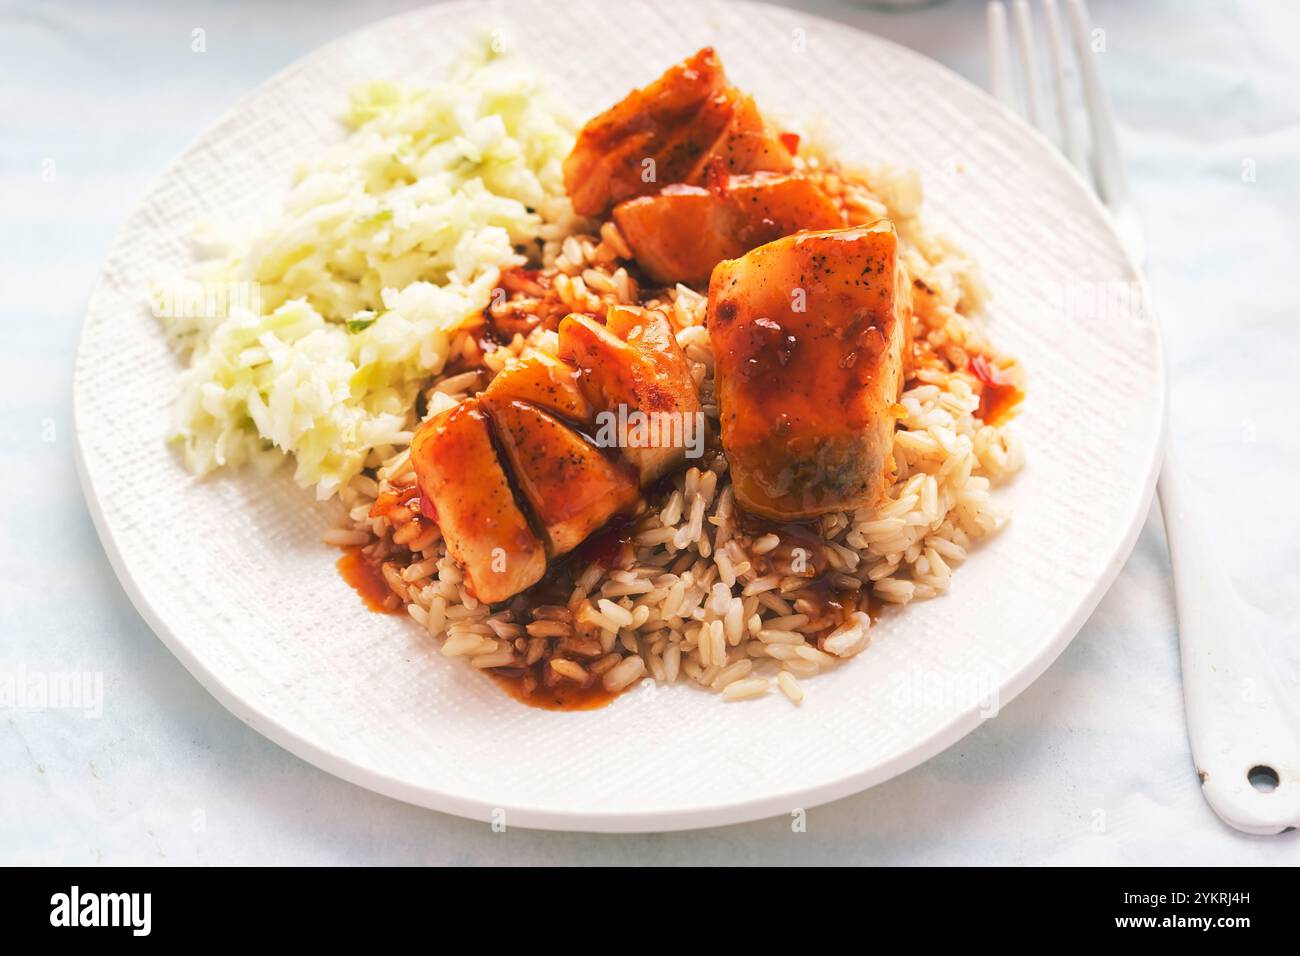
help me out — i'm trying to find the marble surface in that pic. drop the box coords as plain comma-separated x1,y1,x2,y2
2,0,1296,864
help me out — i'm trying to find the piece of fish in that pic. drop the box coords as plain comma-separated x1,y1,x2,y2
707,221,911,519
613,172,845,287
563,47,793,217
479,351,593,426
413,327,698,601
409,398,547,603
558,306,704,484
479,395,639,557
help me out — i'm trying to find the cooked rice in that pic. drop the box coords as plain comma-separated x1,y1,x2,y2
329,155,1025,706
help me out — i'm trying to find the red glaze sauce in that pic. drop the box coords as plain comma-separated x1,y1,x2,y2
337,549,402,614
969,354,1023,425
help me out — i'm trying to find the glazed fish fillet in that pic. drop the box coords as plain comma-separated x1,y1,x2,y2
480,352,593,425
707,221,911,519
413,307,702,602
559,306,703,485
479,395,639,558
613,171,845,287
409,398,547,603
563,47,793,217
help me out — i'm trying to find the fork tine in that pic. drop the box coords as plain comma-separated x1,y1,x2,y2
1064,0,1130,205
987,2,1015,110
1010,1,1043,129
1041,0,1085,174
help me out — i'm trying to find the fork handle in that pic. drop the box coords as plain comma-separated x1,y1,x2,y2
1160,448,1300,833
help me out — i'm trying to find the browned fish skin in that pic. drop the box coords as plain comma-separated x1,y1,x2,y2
559,306,703,485
707,221,911,520
479,396,639,558
613,172,845,287
563,47,793,217
410,398,547,603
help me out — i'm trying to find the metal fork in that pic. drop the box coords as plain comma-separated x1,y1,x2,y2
988,0,1300,834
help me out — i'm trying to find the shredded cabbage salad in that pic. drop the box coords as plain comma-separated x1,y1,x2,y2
156,42,576,498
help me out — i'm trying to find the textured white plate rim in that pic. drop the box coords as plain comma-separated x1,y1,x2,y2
71,0,1167,833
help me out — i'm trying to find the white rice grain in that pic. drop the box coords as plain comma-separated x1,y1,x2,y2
602,655,646,692
721,678,770,702
323,528,371,547
776,670,804,705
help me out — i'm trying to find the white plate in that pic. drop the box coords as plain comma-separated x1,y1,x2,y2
73,0,1164,832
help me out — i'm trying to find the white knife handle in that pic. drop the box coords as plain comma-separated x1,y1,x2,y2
1160,449,1300,834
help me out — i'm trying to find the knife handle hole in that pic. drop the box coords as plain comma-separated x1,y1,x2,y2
1247,765,1280,793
